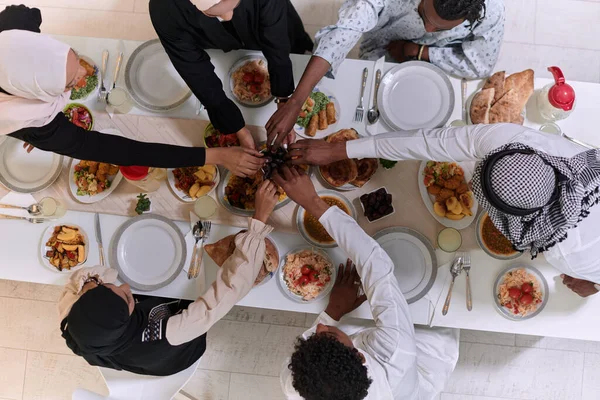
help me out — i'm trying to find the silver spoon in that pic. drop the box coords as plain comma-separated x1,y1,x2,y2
188,221,203,279
0,203,42,215
367,69,382,125
442,256,463,316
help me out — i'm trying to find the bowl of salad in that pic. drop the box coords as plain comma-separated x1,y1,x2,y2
203,123,240,148
64,103,94,131
70,56,99,101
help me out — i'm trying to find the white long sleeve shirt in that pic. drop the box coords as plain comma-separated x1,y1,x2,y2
280,207,459,400
314,0,505,79
346,123,600,284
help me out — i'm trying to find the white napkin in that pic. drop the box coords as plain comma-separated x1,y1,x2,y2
0,192,37,217
425,262,453,325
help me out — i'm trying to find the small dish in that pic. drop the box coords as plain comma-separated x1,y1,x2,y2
358,186,395,223
63,103,94,131
476,212,523,260
277,247,336,303
493,265,548,321
40,224,89,273
167,166,220,203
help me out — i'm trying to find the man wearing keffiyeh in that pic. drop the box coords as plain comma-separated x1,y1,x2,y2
284,123,600,298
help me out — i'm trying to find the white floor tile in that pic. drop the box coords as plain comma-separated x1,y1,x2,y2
198,321,304,377
304,313,319,328
182,369,230,400
22,351,107,400
0,347,26,400
223,306,307,327
446,342,584,400
536,0,600,51
503,0,537,44
582,353,600,400
441,394,513,400
228,373,285,400
460,329,516,346
496,42,600,83
516,334,600,354
0,279,63,303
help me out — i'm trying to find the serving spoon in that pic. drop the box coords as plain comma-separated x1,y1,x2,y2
0,203,42,215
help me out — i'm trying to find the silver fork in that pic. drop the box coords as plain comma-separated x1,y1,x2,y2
462,253,472,311
353,68,368,123
0,214,46,223
188,221,212,279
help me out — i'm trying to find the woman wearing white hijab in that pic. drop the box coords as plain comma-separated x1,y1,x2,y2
0,5,264,177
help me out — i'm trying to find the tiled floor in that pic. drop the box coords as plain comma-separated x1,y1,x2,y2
1,0,600,399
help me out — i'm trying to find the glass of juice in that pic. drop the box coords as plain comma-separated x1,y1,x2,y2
39,197,66,219
194,196,218,220
437,227,462,253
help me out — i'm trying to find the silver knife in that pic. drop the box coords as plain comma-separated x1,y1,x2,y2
95,213,105,266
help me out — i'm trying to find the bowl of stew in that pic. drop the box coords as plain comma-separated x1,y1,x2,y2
296,190,357,248
476,212,523,260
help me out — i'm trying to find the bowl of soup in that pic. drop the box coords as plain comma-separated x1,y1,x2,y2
296,190,357,248
476,212,523,260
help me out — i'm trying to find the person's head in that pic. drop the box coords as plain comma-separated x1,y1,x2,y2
288,324,372,400
419,0,486,32
0,30,86,100
191,0,241,21
62,282,138,357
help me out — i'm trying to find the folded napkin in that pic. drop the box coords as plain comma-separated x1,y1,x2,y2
425,262,453,325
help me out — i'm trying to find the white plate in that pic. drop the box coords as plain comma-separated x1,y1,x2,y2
167,167,220,203
417,161,478,230
294,87,341,140
379,61,454,131
40,224,89,273
493,265,548,321
109,214,186,291
296,190,357,248
228,55,273,108
373,227,437,304
125,39,192,112
0,137,63,193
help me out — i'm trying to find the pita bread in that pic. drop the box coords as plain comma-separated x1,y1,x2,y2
351,158,378,187
326,129,359,143
320,159,358,187
483,71,505,104
204,232,279,286
470,88,495,124
489,89,522,124
504,69,534,110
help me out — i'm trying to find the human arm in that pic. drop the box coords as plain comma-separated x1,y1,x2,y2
10,113,265,175
0,4,42,34
428,5,505,79
561,275,600,297
166,182,278,345
149,0,245,135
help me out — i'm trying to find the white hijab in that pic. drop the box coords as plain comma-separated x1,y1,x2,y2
0,30,71,135
190,0,220,11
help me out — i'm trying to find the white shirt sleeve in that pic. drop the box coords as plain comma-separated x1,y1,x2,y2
319,206,418,366
346,123,583,161
314,0,384,76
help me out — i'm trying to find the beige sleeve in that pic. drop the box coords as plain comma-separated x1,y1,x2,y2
166,218,273,345
57,266,118,320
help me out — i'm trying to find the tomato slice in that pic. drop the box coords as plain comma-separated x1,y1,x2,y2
300,265,312,275
298,276,310,286
521,282,533,293
242,73,254,83
508,287,522,300
254,74,265,84
520,293,533,305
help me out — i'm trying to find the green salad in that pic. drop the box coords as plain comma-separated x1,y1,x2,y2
296,91,330,128
70,74,98,100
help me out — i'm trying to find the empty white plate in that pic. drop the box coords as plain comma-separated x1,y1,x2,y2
373,227,437,304
378,61,454,131
0,137,63,193
109,214,186,291
125,39,191,112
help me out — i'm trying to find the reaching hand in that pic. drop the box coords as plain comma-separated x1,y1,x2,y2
23,142,34,153
272,165,322,210
561,274,599,297
325,259,368,321
287,139,347,166
265,99,302,148
236,127,257,150
220,147,265,178
253,180,279,223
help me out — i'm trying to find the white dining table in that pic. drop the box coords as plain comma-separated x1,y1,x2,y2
0,34,599,342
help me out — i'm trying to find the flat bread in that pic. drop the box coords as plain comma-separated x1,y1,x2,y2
470,88,495,124
204,232,279,286
320,159,358,187
504,69,534,111
483,71,505,104
351,158,378,187
326,129,359,143
489,89,522,124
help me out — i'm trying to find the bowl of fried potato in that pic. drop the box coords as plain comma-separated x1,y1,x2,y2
40,224,89,273
167,165,220,203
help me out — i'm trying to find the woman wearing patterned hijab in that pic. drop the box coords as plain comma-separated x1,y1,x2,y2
285,123,600,298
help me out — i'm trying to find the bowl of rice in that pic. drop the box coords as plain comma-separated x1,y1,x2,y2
493,265,548,321
277,247,336,303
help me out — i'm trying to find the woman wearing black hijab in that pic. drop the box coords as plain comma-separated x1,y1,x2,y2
58,180,279,375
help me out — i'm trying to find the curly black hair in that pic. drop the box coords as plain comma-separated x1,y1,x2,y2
289,333,372,400
433,0,487,28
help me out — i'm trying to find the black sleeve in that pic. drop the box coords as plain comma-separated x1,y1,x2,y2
0,5,42,33
149,0,245,135
258,0,294,98
8,113,207,168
